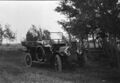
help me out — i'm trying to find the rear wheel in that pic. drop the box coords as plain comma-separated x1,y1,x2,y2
54,54,62,72
36,46,45,61
25,53,32,67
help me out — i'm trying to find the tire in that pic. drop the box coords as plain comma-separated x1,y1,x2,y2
36,46,45,61
54,54,62,72
25,53,32,67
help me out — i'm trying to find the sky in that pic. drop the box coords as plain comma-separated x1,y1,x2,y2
0,1,66,43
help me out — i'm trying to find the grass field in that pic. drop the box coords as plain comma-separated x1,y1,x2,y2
0,44,120,83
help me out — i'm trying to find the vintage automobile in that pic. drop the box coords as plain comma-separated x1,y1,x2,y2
21,32,85,72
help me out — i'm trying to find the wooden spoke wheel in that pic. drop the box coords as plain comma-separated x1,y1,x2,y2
25,54,32,67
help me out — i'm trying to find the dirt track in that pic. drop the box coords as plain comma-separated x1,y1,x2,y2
0,45,120,83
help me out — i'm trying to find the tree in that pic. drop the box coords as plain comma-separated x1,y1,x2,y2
4,24,16,42
42,29,51,40
0,24,16,45
37,28,43,41
0,25,4,44
55,0,97,47
26,25,51,41
56,0,120,68
55,0,120,47
26,25,39,41
62,35,69,44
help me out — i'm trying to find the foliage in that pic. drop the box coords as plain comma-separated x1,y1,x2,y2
26,25,51,41
26,25,39,41
4,24,16,41
55,0,120,40
37,28,43,41
56,0,120,68
0,25,4,44
42,30,51,40
0,24,16,44
62,35,69,44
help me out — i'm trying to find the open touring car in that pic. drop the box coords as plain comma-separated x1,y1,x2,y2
21,32,85,72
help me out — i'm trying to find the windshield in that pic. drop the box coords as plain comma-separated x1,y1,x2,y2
50,32,65,44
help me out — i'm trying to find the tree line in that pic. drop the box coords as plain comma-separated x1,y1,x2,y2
25,24,68,44
0,24,68,45
55,0,120,48
55,0,120,68
26,25,51,41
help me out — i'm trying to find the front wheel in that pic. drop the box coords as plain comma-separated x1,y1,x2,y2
25,53,32,67
54,54,62,72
